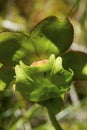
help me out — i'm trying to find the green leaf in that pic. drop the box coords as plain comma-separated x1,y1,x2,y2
0,62,13,91
15,54,73,102
0,16,74,66
0,32,40,66
0,66,14,89
0,32,39,88
30,16,74,58
62,51,87,80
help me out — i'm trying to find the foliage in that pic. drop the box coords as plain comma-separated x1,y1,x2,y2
0,15,87,130
0,0,87,130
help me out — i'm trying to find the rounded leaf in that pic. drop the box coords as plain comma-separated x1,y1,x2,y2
62,51,87,80
0,32,40,66
30,16,74,58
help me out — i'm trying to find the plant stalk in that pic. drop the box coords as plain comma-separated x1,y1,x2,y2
47,108,63,130
67,0,81,17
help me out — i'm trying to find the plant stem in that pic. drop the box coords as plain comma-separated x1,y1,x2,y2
47,108,63,130
67,0,81,17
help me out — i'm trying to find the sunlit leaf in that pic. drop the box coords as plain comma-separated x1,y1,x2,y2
0,32,39,88
62,51,87,80
0,32,39,66
0,80,6,91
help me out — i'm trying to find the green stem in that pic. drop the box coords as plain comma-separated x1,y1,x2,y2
67,0,81,17
47,108,63,130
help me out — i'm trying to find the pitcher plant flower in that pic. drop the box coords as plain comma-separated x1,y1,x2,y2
0,16,87,130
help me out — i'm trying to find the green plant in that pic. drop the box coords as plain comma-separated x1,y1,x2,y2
0,16,87,130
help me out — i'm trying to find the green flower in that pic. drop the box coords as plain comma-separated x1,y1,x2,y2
14,16,87,104
15,54,73,102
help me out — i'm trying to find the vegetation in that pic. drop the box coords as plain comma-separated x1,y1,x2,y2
0,0,87,130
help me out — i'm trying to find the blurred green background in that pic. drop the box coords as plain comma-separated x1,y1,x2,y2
0,0,87,130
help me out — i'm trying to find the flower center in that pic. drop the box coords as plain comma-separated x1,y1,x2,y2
31,59,48,66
